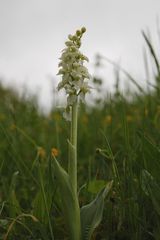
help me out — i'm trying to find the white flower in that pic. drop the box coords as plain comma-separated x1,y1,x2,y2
63,107,71,121
79,92,85,103
67,95,77,106
57,27,91,120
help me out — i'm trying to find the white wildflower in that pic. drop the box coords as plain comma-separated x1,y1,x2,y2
57,27,91,120
63,107,72,121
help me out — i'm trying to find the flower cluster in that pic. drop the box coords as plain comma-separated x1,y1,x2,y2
57,27,91,120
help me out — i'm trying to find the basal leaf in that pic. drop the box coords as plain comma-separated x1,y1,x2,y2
80,180,113,240
52,156,81,240
87,180,106,194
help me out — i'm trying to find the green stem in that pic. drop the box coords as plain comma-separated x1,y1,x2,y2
68,99,81,240
69,100,78,193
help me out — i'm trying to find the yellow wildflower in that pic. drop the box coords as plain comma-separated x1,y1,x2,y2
103,115,112,125
0,113,6,121
157,105,160,114
37,147,46,158
10,124,16,131
126,115,133,122
82,115,88,124
145,108,148,116
51,148,59,157
53,113,61,121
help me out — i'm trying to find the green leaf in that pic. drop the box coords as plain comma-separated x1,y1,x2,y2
0,219,9,229
8,171,21,217
32,160,54,225
80,180,113,240
87,180,106,194
52,156,81,240
32,189,52,224
142,169,160,216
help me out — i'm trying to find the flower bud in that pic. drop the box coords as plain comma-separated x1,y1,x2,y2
81,27,86,33
68,34,73,40
76,40,81,48
65,41,73,47
81,55,89,62
70,46,77,52
72,35,77,41
76,30,81,36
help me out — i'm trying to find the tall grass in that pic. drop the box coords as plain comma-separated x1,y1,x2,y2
0,29,160,239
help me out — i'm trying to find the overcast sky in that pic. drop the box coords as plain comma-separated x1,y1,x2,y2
0,0,160,110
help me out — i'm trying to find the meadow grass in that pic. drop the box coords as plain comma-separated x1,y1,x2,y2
0,30,160,239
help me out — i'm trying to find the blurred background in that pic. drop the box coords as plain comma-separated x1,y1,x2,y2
0,0,160,112
1,2,160,239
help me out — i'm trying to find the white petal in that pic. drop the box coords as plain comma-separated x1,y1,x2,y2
79,92,85,103
67,95,77,106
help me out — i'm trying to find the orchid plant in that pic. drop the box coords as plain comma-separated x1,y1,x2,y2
52,27,113,240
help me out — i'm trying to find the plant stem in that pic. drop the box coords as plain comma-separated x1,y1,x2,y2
68,99,81,240
69,100,78,193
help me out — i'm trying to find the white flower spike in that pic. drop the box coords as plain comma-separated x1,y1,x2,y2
57,27,91,120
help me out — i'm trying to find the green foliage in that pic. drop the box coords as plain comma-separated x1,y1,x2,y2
1,28,160,239
81,181,113,240
87,180,107,194
8,171,21,218
142,170,160,216
52,155,81,240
